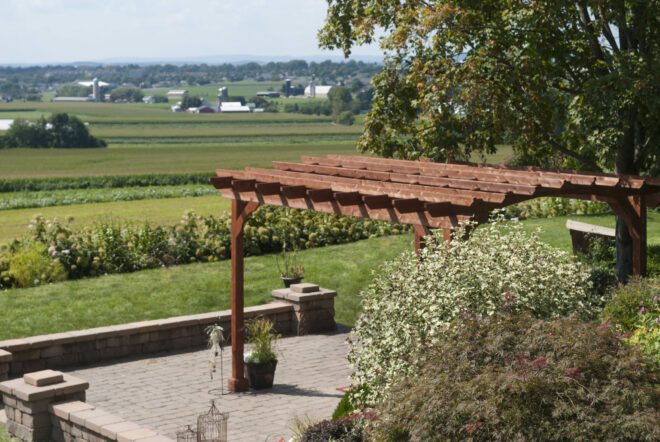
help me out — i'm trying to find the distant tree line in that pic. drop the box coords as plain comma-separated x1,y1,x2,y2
0,79,42,101
0,60,382,92
281,85,374,125
0,113,106,149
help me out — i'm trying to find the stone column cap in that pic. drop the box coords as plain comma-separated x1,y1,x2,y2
272,286,337,302
290,283,320,293
24,369,64,387
0,372,88,402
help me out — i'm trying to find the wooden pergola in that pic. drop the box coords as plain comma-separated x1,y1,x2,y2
210,154,660,392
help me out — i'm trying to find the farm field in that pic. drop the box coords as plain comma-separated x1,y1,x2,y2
0,195,231,244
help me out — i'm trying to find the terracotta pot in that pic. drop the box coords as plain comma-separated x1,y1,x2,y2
244,360,277,389
281,275,303,288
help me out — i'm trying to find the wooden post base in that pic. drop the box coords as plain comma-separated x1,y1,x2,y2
227,377,249,392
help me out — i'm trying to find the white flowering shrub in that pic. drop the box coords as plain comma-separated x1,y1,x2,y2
349,221,597,404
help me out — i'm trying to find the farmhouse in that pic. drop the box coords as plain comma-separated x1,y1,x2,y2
167,90,188,99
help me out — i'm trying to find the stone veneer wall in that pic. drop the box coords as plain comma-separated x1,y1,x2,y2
0,283,336,379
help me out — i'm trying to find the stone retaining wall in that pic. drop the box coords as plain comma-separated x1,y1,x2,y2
0,283,336,380
1,369,172,441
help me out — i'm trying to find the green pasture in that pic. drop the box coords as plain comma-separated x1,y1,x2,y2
0,142,359,178
0,195,231,244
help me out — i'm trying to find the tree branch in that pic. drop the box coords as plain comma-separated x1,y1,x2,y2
577,3,609,74
545,137,603,172
595,6,619,53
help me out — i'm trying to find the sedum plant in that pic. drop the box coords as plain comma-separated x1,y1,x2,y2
349,221,596,403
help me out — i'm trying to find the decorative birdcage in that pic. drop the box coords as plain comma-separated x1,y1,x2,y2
197,400,229,442
176,425,197,442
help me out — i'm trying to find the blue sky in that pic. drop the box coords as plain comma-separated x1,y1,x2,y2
0,0,382,64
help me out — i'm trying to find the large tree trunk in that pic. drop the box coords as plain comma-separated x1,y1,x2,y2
615,217,633,282
614,122,639,282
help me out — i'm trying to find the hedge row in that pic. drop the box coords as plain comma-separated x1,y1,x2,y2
0,206,410,289
0,173,212,192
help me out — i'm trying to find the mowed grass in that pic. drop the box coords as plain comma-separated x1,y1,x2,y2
0,195,231,244
0,142,360,178
2,212,658,340
0,234,413,340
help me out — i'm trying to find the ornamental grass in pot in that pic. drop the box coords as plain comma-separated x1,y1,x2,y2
244,317,281,389
277,242,304,288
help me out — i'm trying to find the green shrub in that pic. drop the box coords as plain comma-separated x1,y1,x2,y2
332,385,371,420
503,197,611,219
368,311,660,441
602,277,660,362
602,277,659,331
0,207,409,289
4,243,66,288
336,110,355,125
0,173,212,192
349,221,595,403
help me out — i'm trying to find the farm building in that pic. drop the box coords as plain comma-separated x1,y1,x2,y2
304,84,333,98
52,97,94,102
220,101,251,113
256,91,280,98
167,90,188,99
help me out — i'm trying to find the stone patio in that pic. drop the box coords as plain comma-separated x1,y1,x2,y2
64,326,353,442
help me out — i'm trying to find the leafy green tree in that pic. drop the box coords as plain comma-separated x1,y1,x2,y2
56,85,91,97
180,95,202,110
2,114,105,148
336,110,356,125
320,0,660,280
109,87,143,103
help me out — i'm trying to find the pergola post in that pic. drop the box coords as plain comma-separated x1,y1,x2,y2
228,199,259,392
607,195,647,277
414,224,431,255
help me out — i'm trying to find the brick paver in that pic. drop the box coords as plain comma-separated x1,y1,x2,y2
67,327,352,441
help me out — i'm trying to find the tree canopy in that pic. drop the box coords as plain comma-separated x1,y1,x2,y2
320,0,660,177
320,0,660,280
1,114,106,149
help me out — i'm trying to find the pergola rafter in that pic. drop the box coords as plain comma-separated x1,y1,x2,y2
210,155,660,392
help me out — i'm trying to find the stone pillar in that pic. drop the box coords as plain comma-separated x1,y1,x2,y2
0,349,11,381
0,369,88,441
271,283,337,335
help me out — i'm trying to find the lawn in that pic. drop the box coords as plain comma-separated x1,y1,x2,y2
0,212,658,341
0,234,412,340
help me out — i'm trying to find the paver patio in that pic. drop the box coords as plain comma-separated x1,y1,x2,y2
66,326,352,442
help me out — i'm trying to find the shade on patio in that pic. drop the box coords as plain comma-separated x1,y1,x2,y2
211,155,660,391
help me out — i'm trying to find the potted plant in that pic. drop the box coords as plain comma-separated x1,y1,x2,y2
276,242,304,288
244,317,280,389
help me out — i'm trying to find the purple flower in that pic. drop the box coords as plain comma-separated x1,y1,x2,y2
537,260,543,264
62,249,70,255
639,306,645,313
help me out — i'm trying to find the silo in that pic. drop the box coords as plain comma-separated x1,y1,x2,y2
92,78,101,102
284,79,291,97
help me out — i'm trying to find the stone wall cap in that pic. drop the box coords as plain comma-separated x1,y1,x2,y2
0,338,31,352
24,369,64,387
0,349,12,362
290,283,320,293
50,401,95,420
117,427,158,442
101,420,142,439
244,302,292,315
2,373,88,401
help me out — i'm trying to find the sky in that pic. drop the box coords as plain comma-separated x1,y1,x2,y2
0,0,383,65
